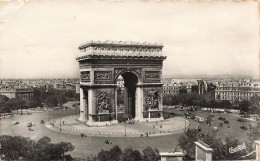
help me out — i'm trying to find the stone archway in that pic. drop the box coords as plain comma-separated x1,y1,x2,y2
116,72,138,120
76,41,166,126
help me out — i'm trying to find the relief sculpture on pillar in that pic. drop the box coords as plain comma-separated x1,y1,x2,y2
96,92,110,114
145,90,159,110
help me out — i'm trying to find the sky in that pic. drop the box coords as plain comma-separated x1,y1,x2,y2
0,0,259,79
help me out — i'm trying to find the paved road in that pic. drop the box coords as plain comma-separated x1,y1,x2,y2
0,108,186,159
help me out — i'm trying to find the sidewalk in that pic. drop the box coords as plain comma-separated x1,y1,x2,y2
46,115,190,137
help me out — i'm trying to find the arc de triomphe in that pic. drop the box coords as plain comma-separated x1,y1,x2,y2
76,41,167,126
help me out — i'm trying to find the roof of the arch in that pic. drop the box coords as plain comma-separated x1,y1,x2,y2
76,40,166,61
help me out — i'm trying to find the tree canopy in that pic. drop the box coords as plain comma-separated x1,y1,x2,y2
0,135,74,161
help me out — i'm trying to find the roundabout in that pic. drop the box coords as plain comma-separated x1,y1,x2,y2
50,116,189,137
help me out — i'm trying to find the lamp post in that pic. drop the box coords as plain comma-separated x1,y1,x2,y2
60,117,62,131
49,109,50,122
124,121,126,136
184,115,187,133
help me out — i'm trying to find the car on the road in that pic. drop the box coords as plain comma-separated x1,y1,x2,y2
127,120,135,124
27,123,33,127
41,120,45,124
224,120,229,124
12,121,19,125
81,133,87,137
225,110,232,113
104,140,112,144
237,118,245,122
240,126,247,130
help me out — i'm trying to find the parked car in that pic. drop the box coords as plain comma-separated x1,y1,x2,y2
104,140,112,144
226,110,232,113
127,120,135,124
240,126,247,130
81,133,87,137
12,121,19,125
27,123,33,127
187,114,195,119
237,118,245,122
224,120,229,124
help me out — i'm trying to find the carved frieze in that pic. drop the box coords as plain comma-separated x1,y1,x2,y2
114,68,142,80
94,71,112,80
96,92,110,114
80,71,90,82
146,90,159,110
145,71,160,80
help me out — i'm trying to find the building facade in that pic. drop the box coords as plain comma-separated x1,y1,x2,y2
0,87,33,100
215,80,260,104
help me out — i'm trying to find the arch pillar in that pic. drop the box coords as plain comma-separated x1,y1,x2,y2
78,87,88,122
135,86,143,121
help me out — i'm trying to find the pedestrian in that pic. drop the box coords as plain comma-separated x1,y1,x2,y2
63,121,64,125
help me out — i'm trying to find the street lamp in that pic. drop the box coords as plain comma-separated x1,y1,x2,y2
184,115,187,133
124,121,126,136
49,109,50,122
60,117,62,131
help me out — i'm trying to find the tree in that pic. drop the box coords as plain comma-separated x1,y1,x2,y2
0,135,75,161
178,129,201,158
59,142,75,158
163,94,172,106
109,145,122,161
249,95,260,107
143,147,160,161
98,149,111,161
120,148,142,161
248,123,260,142
239,100,250,117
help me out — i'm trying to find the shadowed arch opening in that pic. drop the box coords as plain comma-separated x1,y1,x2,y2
116,72,138,121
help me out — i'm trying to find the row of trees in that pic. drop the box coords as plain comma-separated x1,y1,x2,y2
88,146,160,161
0,87,80,115
163,92,233,110
0,135,74,161
163,92,260,115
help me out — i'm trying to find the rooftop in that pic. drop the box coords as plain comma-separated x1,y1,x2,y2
76,40,166,61
78,40,163,49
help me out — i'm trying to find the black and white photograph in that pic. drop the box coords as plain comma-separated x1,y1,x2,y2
0,0,259,160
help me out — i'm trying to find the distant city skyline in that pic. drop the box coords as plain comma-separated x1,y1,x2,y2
0,0,258,79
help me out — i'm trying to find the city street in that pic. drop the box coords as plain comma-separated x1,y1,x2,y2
0,108,186,159
1,105,257,159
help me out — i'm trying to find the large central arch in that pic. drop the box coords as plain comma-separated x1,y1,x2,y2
76,41,167,126
118,72,138,120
